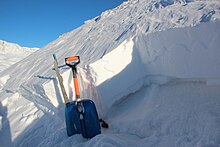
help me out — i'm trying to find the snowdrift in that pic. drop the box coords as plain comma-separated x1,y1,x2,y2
0,0,220,146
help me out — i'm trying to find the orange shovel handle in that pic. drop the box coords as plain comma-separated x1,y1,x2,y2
65,56,81,99
73,77,80,99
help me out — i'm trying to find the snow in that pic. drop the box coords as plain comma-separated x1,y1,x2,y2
105,81,220,146
90,21,220,115
0,0,220,146
0,40,38,73
89,38,134,86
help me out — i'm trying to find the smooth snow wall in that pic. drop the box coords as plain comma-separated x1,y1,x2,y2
136,21,220,79
88,21,220,115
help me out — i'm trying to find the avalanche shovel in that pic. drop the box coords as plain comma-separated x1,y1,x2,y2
65,56,101,138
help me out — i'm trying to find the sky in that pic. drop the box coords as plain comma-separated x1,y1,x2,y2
0,0,127,48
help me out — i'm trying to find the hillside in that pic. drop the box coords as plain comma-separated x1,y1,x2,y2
0,40,38,73
0,0,220,146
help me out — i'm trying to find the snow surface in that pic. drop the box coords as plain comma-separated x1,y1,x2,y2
0,40,38,73
0,0,220,146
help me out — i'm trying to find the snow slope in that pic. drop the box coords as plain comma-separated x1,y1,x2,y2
0,40,38,73
0,0,220,146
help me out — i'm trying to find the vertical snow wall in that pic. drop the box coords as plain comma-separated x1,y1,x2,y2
88,21,220,115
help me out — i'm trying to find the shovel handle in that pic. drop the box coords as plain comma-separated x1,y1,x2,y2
65,56,81,99
73,75,80,99
65,56,80,67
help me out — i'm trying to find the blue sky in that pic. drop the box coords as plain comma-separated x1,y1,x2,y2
0,0,127,48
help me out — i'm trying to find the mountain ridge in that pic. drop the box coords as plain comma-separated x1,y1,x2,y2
0,40,38,73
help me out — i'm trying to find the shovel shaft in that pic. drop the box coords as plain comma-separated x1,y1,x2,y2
72,68,80,99
65,56,81,99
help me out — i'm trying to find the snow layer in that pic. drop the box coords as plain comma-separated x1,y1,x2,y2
0,0,220,146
